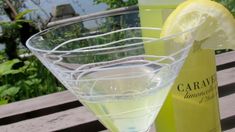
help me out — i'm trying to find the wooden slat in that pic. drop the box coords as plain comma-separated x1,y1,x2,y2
219,93,235,119
217,67,235,98
0,107,105,132
0,91,75,118
217,51,235,131
217,68,235,87
216,51,235,71
216,51,235,66
224,128,235,132
0,91,79,125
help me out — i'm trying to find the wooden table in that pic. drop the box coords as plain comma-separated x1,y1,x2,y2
0,51,235,132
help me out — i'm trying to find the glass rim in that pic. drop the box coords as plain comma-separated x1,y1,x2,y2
26,26,196,53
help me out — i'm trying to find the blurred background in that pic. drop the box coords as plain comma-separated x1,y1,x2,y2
0,0,138,105
0,0,234,105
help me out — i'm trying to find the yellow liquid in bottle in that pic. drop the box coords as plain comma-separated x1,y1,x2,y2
156,48,221,132
139,5,176,56
139,1,221,132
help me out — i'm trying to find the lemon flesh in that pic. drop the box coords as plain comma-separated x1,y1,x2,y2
161,0,235,50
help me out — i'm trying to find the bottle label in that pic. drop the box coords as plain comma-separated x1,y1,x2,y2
156,48,221,132
175,73,218,104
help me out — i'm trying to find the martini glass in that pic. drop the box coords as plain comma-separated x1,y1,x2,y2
26,11,195,132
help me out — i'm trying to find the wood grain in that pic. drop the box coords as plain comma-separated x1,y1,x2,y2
0,51,234,131
0,107,99,132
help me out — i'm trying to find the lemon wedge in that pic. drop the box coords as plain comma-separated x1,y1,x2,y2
161,0,235,50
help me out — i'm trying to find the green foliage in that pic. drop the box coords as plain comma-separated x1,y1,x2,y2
0,85,20,104
0,59,22,75
215,0,235,17
0,4,62,105
0,9,36,60
42,22,88,50
0,52,64,105
0,9,33,36
15,9,33,20
93,0,137,9
0,22,21,39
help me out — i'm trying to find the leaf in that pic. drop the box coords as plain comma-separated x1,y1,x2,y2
0,87,20,97
0,21,8,26
15,9,33,20
0,99,8,105
25,79,41,86
0,85,9,94
16,19,33,24
0,59,26,76
5,69,23,75
0,59,21,76
27,67,37,72
0,53,5,60
28,73,37,79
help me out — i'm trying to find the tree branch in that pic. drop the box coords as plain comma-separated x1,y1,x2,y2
0,36,3,43
4,0,18,18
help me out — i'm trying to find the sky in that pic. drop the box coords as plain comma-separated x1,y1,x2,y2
22,0,108,24
1,0,109,49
